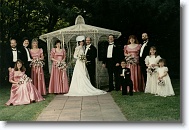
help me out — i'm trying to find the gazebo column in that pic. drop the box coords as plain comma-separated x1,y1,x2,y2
94,34,101,88
47,37,53,73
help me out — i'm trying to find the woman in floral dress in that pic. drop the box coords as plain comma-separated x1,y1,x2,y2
124,35,144,92
48,40,69,94
30,38,46,95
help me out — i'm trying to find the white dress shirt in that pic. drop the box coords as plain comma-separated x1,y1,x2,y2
12,48,18,62
139,41,148,57
25,47,32,61
122,69,125,78
85,44,91,55
107,42,114,58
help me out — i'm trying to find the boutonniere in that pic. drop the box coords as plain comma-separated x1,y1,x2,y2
113,45,116,47
88,47,90,50
18,50,21,53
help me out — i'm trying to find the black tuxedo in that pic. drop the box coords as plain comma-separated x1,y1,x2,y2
19,46,32,77
139,40,155,84
102,42,122,91
5,47,22,69
85,44,97,87
119,67,133,95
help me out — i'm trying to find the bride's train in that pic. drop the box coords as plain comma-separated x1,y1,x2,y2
64,39,107,96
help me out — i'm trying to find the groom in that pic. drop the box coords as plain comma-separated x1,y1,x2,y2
85,37,97,87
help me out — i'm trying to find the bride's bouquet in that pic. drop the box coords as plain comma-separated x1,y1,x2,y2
18,74,32,85
79,54,87,62
147,66,157,76
158,79,165,86
30,58,45,67
56,61,67,70
125,55,137,65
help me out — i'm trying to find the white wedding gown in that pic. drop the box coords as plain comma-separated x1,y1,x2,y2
64,46,107,96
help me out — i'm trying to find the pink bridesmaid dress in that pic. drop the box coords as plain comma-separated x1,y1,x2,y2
6,69,44,106
124,44,145,92
48,48,69,94
30,48,46,95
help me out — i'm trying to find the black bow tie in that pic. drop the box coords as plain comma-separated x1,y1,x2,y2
12,49,17,51
109,43,113,45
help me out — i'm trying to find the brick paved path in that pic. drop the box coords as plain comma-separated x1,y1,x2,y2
36,93,127,121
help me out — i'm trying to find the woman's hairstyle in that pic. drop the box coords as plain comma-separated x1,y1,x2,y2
14,59,26,72
31,38,38,49
159,58,166,66
127,35,139,45
78,40,85,46
54,40,62,48
149,46,158,57
22,37,29,42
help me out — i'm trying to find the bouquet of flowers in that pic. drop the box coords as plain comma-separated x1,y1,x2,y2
158,79,165,86
56,61,67,70
18,74,32,85
125,55,137,65
146,66,157,76
79,54,87,62
30,58,45,67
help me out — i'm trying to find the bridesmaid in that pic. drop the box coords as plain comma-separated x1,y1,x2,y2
30,38,46,95
124,35,145,92
5,60,44,106
48,40,69,94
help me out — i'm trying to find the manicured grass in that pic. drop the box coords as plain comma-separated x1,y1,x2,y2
111,79,180,121
0,84,55,121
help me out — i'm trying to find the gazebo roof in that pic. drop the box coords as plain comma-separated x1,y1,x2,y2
39,15,121,41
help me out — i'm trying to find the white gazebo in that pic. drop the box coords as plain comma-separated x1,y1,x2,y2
39,15,121,88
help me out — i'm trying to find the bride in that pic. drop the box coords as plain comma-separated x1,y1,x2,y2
64,36,107,96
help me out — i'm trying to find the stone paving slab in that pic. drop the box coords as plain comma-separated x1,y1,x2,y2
36,93,127,121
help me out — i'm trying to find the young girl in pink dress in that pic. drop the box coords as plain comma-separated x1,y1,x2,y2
30,38,46,95
5,60,44,106
48,40,69,94
124,35,145,92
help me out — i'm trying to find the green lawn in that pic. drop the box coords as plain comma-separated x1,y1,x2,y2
0,79,180,121
111,79,180,121
0,84,55,121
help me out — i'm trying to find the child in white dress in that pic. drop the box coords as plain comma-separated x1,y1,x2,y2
156,59,175,97
144,46,161,94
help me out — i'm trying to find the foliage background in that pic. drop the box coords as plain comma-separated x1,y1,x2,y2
0,0,180,85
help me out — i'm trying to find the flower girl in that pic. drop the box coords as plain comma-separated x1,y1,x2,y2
144,46,161,94
156,59,175,97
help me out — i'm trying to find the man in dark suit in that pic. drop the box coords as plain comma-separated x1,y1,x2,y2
102,34,121,92
119,60,133,96
19,37,32,77
139,33,155,85
85,37,97,87
6,39,22,71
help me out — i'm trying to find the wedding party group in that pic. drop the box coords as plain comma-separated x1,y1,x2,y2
4,32,175,106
